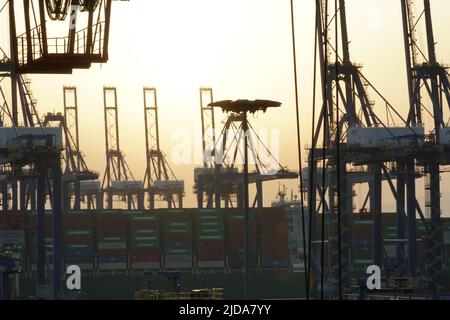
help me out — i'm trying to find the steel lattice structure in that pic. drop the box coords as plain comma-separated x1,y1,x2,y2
400,0,450,295
143,87,184,209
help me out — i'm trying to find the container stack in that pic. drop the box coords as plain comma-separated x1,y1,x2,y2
257,208,289,268
351,214,374,266
28,212,54,271
416,219,428,263
223,209,257,269
129,212,161,270
443,222,450,267
161,210,193,269
382,213,397,266
282,207,303,266
63,211,94,270
0,213,27,268
95,210,128,270
194,209,225,269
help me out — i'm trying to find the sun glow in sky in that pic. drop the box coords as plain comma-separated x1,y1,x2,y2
3,0,450,210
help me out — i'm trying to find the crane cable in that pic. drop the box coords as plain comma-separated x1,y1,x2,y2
335,0,343,300
320,0,329,300
289,0,309,300
308,1,320,300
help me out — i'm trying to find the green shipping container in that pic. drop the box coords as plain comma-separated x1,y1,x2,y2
165,248,193,254
65,230,93,236
98,236,127,242
132,242,159,249
130,215,158,222
131,229,159,236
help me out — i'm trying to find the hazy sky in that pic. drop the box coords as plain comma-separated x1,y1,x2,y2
3,0,450,211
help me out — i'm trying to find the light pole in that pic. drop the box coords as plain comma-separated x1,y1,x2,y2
208,99,282,300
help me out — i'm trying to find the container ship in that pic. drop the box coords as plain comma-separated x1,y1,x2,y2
0,207,306,300
2,204,450,299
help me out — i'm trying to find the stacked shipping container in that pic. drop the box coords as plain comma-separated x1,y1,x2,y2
0,212,27,269
95,210,128,270
416,219,428,265
28,212,54,271
382,213,397,266
351,214,374,266
63,211,94,270
257,208,289,268
223,209,257,269
194,209,225,269
444,223,450,267
128,211,160,270
161,210,193,269
5,210,449,275
282,207,304,266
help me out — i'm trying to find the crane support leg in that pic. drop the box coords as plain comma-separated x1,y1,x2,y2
370,163,383,267
52,162,63,299
256,181,263,208
36,171,46,287
11,180,18,211
406,160,417,277
396,162,406,266
429,162,443,294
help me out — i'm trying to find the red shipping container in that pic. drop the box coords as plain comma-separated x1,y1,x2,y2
261,251,289,259
197,252,224,257
64,236,94,244
6,213,27,227
196,250,225,256
130,248,160,256
63,221,93,229
96,224,128,231
132,255,160,263
196,240,224,247
260,241,288,248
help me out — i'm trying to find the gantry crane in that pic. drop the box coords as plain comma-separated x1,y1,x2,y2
101,87,143,210
400,0,450,295
307,0,424,299
63,86,101,209
195,89,298,209
195,88,216,207
41,87,99,210
0,0,125,299
143,88,184,209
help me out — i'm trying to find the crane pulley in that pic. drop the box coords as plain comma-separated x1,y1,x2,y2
45,0,101,20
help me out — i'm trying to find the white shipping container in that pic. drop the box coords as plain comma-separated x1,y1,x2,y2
347,126,424,148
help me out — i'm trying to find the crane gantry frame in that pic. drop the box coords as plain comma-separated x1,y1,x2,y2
0,0,124,299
